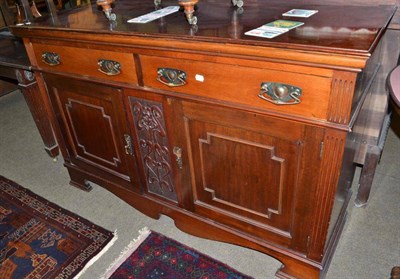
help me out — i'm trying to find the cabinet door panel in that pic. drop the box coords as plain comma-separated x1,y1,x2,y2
129,96,177,202
195,128,298,227
65,97,123,170
44,74,140,189
182,101,323,251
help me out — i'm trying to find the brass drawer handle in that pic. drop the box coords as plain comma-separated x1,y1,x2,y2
98,59,121,76
42,52,61,66
173,146,183,169
232,0,244,7
259,82,302,105
157,68,187,87
124,134,134,156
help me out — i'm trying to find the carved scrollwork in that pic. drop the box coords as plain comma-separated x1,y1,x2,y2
131,97,177,202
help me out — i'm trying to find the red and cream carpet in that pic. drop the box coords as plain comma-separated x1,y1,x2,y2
102,228,253,279
0,175,116,278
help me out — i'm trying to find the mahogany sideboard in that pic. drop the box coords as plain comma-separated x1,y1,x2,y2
10,1,396,278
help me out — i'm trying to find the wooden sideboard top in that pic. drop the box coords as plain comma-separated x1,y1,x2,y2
10,1,396,69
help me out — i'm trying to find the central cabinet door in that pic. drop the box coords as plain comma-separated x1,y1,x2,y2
181,101,324,253
44,74,141,190
124,89,190,206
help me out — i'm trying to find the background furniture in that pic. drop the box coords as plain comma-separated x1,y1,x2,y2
388,61,400,115
352,31,400,207
0,0,59,157
10,1,397,278
0,33,59,157
388,58,400,140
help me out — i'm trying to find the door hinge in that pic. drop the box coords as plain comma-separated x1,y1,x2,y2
173,146,183,169
307,235,311,250
319,141,324,159
124,134,134,156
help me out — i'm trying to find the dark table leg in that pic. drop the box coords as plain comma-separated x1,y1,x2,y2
16,69,59,158
354,146,380,207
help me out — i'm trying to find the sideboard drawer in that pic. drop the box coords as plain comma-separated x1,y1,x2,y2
32,43,137,84
141,55,332,120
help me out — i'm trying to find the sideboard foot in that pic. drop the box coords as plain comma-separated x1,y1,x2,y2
275,261,321,279
69,179,93,191
276,267,297,279
68,168,93,192
45,144,60,158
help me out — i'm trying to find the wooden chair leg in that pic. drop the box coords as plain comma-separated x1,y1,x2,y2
355,146,380,207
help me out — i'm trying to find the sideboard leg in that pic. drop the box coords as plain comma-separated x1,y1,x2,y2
16,69,59,158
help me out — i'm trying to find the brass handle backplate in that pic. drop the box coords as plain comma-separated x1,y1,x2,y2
42,52,61,66
173,146,183,169
98,59,121,76
232,0,244,7
124,134,133,155
157,68,187,87
259,82,302,105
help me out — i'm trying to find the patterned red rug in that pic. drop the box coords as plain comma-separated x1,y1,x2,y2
102,228,253,279
0,175,116,278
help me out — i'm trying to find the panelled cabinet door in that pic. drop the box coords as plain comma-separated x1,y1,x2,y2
124,89,191,207
44,74,141,191
181,101,324,254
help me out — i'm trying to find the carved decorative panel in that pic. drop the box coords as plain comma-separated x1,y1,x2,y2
130,97,177,202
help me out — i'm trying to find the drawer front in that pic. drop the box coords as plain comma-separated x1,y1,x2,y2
32,43,137,84
141,55,332,120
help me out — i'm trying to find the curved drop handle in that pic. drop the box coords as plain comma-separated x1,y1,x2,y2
157,68,187,87
259,82,302,105
42,52,61,66
173,146,183,169
98,59,121,76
